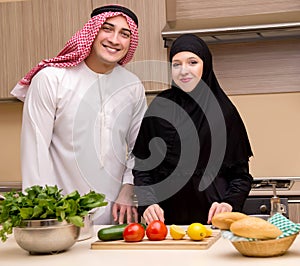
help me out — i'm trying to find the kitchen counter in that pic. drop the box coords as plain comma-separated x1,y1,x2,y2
0,226,299,266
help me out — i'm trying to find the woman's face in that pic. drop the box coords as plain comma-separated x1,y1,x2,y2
171,51,203,92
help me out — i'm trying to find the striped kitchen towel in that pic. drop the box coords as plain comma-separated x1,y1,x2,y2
221,230,256,242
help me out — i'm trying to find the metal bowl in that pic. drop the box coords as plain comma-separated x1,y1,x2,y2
14,219,80,254
78,214,94,241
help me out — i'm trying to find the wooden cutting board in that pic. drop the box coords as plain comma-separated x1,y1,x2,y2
91,230,220,250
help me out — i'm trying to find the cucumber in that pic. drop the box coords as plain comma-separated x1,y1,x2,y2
98,224,128,241
97,223,147,241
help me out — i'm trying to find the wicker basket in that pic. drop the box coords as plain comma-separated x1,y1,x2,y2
231,233,298,257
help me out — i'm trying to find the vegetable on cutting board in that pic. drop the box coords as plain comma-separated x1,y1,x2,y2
146,220,168,241
123,223,145,242
98,224,128,241
98,223,147,241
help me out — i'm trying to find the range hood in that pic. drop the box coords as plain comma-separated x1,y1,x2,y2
162,11,300,47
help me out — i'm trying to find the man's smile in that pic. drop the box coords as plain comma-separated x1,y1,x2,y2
102,44,121,53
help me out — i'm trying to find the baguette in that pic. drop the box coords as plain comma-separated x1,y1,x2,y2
211,212,248,230
230,216,282,239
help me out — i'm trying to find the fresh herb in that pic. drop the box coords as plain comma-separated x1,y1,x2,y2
0,185,108,242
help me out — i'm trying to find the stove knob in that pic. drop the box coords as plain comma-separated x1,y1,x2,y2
260,204,268,213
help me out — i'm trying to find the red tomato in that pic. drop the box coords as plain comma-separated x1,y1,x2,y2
123,223,145,242
146,220,168,241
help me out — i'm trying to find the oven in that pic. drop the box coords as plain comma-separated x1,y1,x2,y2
242,197,289,219
242,178,300,223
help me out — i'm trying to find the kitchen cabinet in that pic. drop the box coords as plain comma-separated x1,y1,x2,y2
208,39,300,95
0,0,92,99
174,0,299,20
163,0,300,95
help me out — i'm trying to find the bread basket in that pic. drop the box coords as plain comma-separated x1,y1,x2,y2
231,233,298,257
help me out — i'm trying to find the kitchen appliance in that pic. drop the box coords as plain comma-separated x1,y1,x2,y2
270,182,287,216
243,177,300,223
251,179,294,191
242,197,288,219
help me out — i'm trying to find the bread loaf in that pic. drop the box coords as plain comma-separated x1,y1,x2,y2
230,216,282,239
211,212,248,230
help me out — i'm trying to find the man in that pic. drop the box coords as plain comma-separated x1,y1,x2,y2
11,5,147,224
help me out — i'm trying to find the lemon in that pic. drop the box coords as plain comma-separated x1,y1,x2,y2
170,224,186,240
187,223,207,241
205,227,213,237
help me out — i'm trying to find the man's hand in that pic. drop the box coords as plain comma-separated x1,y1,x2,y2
112,184,138,224
207,202,232,224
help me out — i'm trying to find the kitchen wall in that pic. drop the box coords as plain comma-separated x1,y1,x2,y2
1,92,300,182
231,92,300,177
0,102,22,182
0,0,300,183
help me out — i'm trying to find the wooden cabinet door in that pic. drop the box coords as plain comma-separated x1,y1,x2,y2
0,0,91,99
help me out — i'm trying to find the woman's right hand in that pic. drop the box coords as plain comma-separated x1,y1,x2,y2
143,204,165,224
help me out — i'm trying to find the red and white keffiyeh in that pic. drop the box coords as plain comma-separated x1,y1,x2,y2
11,11,138,101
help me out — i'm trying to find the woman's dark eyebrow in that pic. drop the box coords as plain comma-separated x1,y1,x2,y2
102,22,132,34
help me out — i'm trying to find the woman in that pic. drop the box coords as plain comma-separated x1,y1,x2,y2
133,34,253,225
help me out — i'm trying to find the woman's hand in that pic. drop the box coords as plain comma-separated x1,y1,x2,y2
143,204,165,224
207,202,232,224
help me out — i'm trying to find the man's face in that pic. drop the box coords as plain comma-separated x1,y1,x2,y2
87,15,131,73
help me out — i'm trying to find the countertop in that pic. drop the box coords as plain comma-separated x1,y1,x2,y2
0,226,299,266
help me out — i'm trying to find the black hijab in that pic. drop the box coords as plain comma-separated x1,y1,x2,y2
133,34,253,194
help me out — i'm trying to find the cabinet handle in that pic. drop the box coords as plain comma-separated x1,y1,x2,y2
288,200,300,203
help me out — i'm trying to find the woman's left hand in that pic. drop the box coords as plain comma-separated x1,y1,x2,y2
207,202,232,224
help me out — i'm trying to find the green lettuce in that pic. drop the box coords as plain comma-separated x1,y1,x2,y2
0,185,107,242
